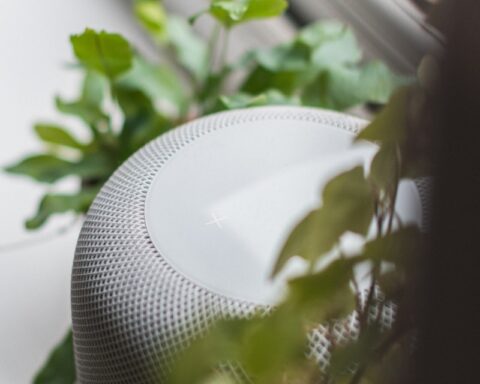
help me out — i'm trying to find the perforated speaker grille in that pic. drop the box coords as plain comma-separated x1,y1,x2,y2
71,106,428,383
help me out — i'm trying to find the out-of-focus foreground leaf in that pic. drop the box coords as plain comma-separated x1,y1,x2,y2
356,88,409,145
272,166,374,276
33,329,75,384
169,307,307,384
169,255,366,384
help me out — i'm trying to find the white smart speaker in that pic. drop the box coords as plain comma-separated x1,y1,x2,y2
71,106,427,383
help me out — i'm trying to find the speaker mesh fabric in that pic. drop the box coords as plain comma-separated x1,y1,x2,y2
71,106,428,383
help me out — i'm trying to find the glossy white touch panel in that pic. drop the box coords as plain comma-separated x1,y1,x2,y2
145,118,421,305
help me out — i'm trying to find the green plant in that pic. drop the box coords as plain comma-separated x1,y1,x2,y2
3,1,412,383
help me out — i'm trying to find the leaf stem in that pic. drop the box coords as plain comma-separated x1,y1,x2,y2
387,145,402,234
219,27,230,71
208,23,222,72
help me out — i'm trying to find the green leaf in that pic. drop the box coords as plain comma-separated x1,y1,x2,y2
134,0,168,43
210,0,288,27
321,166,374,235
26,188,99,229
253,42,311,72
55,72,108,129
370,144,398,190
302,62,406,111
288,257,360,322
329,324,382,378
242,66,302,95
272,166,373,276
167,16,209,82
116,57,187,115
5,155,76,183
56,96,108,127
298,21,362,68
361,225,422,266
210,89,300,113
241,42,313,95
70,29,133,79
34,124,86,150
356,88,409,144
169,307,307,384
72,152,115,180
33,329,75,384
356,61,411,104
243,21,404,110
240,306,306,382
169,318,248,384
5,153,113,184
135,5,209,82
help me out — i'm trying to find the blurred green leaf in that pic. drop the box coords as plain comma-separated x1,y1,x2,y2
55,72,108,129
117,57,187,115
240,306,306,382
34,124,87,150
26,188,100,229
169,318,248,384
303,62,407,110
298,21,362,68
329,324,382,379
5,152,113,184
356,88,409,144
134,0,168,43
242,67,302,95
370,144,398,190
241,41,312,95
33,329,75,384
243,22,403,110
167,16,209,82
70,29,133,79
288,257,360,322
5,155,76,183
252,42,311,72
170,306,307,384
116,88,171,157
55,96,108,128
211,89,299,112
273,166,373,276
201,373,237,384
361,225,422,265
210,0,288,27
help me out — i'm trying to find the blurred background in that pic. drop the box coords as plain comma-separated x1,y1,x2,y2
0,0,439,382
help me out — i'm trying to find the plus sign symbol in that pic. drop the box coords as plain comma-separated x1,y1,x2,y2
204,212,227,229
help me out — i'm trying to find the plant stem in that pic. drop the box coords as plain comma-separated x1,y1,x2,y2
387,145,402,234
219,27,230,70
208,23,221,72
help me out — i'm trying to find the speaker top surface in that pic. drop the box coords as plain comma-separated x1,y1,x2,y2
145,109,421,305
